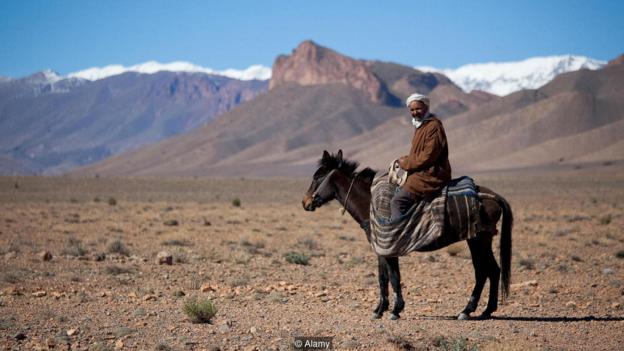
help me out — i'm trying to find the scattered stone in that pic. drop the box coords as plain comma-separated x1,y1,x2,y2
5,287,22,296
200,284,216,292
565,301,577,309
250,326,257,334
4,251,17,260
173,290,186,297
66,328,79,336
315,291,327,298
511,280,538,289
163,219,179,226
32,290,46,297
602,268,615,275
115,339,124,349
143,294,157,301
46,338,56,348
39,251,53,261
612,302,621,309
218,324,231,334
94,253,107,261
157,251,173,265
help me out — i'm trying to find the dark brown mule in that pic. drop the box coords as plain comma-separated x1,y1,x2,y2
302,150,513,320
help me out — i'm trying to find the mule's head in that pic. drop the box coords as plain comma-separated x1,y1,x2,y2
303,150,352,211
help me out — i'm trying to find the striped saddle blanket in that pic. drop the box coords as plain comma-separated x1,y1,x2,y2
367,174,481,257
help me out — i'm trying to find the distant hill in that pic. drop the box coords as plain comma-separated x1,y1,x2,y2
0,71,267,174
74,43,623,177
72,41,495,177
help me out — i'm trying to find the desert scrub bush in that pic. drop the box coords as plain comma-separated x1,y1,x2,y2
297,237,319,250
518,258,535,270
62,238,88,257
108,197,117,206
599,214,612,225
105,265,133,275
183,297,217,323
616,250,624,259
161,239,193,247
284,252,310,265
231,198,241,207
431,335,479,351
107,240,130,256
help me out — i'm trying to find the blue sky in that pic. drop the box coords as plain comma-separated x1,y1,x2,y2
1,0,623,77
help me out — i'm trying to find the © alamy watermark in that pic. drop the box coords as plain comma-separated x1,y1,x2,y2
293,336,333,350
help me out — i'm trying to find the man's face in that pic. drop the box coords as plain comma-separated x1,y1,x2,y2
409,101,429,120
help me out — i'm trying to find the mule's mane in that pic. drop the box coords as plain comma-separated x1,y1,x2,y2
319,152,377,181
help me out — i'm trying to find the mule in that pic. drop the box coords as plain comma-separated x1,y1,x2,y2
302,150,513,320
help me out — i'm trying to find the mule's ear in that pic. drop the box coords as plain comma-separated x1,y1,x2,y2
322,150,330,162
336,149,343,167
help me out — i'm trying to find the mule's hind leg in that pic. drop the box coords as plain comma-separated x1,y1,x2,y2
480,235,500,319
372,256,390,319
458,237,488,320
386,257,405,320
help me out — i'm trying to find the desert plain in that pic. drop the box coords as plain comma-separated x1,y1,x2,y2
1,172,623,350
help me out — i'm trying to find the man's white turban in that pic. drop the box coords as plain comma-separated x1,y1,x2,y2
405,93,430,107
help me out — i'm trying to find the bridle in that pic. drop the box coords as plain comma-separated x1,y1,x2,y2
312,169,359,215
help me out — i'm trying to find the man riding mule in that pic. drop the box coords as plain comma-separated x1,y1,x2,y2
392,93,452,220
301,97,513,321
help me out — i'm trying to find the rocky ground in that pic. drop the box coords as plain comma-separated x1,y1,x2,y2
1,174,623,350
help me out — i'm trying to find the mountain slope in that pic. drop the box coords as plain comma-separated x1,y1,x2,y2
74,41,486,177
72,44,622,177
0,71,267,174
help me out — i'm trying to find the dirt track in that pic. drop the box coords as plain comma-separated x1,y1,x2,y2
1,175,623,350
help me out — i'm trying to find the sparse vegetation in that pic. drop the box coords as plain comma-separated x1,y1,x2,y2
284,251,310,265
183,297,217,323
231,198,241,207
105,265,133,275
518,258,535,270
62,238,88,257
431,335,479,351
162,239,193,246
616,250,624,259
107,239,130,256
172,249,188,263
108,197,117,206
297,237,319,250
90,342,113,351
599,214,612,225
338,235,356,241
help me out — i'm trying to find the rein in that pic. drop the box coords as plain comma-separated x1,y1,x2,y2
340,172,359,216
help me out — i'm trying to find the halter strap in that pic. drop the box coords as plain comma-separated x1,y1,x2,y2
312,169,337,200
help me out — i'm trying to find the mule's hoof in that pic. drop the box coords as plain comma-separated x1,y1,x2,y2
478,313,492,320
389,313,400,320
457,312,470,320
371,313,382,320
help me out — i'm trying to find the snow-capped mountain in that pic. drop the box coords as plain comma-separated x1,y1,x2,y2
417,55,606,96
68,61,271,81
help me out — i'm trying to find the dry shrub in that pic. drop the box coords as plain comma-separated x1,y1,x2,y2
183,297,217,323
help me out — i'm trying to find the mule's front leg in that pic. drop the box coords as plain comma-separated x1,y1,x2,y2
372,256,389,319
386,257,405,320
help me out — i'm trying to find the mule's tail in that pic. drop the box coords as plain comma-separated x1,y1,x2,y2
495,193,513,302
